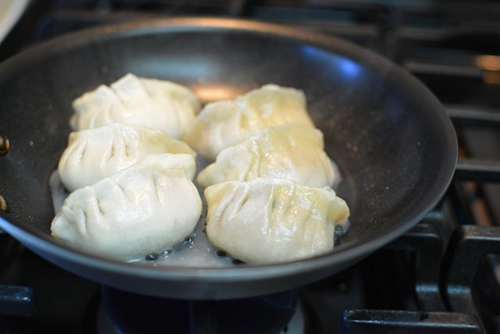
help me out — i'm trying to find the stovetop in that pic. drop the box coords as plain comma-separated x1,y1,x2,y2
0,1,499,333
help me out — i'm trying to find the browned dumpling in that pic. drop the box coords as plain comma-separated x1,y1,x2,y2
205,178,349,265
183,84,314,160
197,123,336,188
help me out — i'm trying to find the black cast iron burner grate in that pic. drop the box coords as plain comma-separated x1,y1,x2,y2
339,223,500,333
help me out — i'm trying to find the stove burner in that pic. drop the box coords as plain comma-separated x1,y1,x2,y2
99,287,300,334
0,285,36,317
97,299,305,334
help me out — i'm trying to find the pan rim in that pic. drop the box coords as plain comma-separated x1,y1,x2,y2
0,17,457,283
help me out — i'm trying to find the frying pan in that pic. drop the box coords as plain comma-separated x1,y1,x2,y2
0,18,457,300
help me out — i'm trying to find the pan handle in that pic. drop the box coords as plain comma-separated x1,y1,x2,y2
0,131,9,156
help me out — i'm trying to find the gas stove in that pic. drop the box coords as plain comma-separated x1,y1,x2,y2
0,1,499,333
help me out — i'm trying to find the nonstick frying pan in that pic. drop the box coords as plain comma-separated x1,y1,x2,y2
0,18,457,299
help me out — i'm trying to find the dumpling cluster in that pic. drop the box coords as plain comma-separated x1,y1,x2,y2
51,78,350,265
185,85,350,264
51,74,202,260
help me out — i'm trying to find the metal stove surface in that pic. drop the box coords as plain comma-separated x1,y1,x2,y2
0,1,499,333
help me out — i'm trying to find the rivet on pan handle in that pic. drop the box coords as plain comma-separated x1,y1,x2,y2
0,132,10,156
0,195,8,212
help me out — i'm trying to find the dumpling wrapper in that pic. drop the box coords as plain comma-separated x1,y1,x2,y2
205,178,349,265
197,123,336,188
71,73,201,138
183,84,315,160
58,123,196,192
51,154,202,260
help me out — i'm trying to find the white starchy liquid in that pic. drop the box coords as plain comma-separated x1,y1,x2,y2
50,154,348,267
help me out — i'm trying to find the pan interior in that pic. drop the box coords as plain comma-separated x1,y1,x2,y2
0,23,455,271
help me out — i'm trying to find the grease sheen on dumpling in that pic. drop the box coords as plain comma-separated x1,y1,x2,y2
71,73,201,138
183,84,315,160
51,154,202,260
58,123,196,192
197,123,336,188
205,178,349,265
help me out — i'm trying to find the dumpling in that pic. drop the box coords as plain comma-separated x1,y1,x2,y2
51,154,202,260
58,123,196,192
205,178,349,264
183,84,315,160
71,73,201,138
197,123,336,188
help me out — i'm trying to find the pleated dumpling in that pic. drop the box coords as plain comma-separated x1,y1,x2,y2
205,178,349,264
197,123,336,188
51,154,202,260
71,73,201,138
58,123,196,192
183,84,315,160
